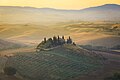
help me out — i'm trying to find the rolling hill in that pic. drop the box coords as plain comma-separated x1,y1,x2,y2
0,4,120,47
64,22,120,47
5,44,104,80
86,36,120,47
0,39,24,51
0,24,68,45
0,4,120,24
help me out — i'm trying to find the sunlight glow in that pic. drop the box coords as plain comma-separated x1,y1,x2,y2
0,0,120,9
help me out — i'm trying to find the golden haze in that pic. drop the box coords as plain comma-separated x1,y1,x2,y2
0,0,120,9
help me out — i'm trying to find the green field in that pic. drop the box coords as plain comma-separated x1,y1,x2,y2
5,45,103,80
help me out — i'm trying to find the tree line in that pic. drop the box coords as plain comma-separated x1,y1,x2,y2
37,36,76,49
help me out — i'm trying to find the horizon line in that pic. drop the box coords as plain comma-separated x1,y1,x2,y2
0,3,120,10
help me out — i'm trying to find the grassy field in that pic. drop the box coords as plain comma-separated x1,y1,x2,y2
5,45,103,80
0,21,120,80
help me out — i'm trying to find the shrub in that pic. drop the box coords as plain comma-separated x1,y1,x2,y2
3,67,17,76
104,73,120,80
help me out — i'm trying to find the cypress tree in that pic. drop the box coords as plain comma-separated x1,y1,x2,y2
57,35,61,45
44,37,47,43
69,36,72,44
53,36,57,46
62,36,65,44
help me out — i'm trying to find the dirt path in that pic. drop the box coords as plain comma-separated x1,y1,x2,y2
0,47,35,57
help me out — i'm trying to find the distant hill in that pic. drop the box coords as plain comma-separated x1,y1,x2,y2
6,44,104,80
78,4,120,21
0,39,24,51
87,36,120,48
0,4,120,24
80,4,120,11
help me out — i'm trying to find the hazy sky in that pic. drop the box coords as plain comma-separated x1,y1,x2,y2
0,0,120,9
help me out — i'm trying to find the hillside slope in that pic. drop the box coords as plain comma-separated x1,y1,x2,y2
5,44,104,80
64,22,120,47
0,73,23,80
0,39,24,51
86,36,120,47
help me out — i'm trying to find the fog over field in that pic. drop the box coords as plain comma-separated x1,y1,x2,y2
0,3,120,80
0,4,120,47
0,4,120,24
0,22,120,47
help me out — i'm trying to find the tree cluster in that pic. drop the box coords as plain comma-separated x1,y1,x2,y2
37,36,76,49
